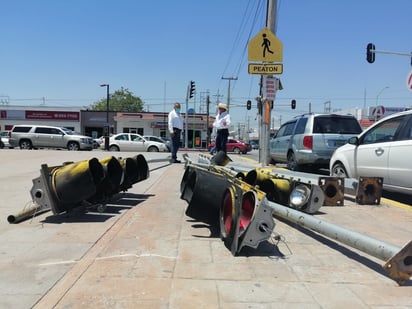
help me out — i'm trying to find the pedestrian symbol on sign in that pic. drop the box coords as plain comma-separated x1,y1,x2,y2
248,27,282,63
261,34,274,58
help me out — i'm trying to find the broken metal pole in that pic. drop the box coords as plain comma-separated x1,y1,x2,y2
7,204,50,224
268,199,412,285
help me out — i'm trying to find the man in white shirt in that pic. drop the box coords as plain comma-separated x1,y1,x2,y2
168,102,183,163
212,103,231,153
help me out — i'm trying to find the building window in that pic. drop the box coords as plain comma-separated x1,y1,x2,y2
123,127,143,135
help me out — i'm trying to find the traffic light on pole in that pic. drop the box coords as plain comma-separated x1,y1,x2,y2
366,43,376,63
189,81,196,99
291,99,296,109
246,100,251,110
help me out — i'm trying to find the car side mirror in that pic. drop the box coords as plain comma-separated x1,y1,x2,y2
348,136,359,145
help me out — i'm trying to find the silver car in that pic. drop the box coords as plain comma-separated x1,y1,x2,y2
143,135,171,151
1,131,12,148
106,133,168,152
270,113,362,171
330,109,412,195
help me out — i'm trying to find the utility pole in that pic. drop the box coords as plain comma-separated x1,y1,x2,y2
213,92,223,104
212,91,224,115
185,84,189,149
259,0,277,166
324,100,331,113
199,91,209,114
221,76,238,110
206,94,211,148
100,84,110,151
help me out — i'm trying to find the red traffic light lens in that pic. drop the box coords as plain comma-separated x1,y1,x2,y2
239,191,255,235
222,188,235,236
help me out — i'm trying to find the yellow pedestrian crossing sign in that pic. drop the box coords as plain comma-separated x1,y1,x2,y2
248,27,283,63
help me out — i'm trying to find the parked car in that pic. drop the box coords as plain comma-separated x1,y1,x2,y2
8,125,94,150
208,138,252,154
330,109,412,195
143,135,171,151
270,113,363,171
249,140,259,150
105,133,169,152
1,131,12,148
93,136,103,149
93,135,111,149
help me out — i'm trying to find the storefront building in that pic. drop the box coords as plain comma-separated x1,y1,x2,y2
114,112,213,148
1,106,213,148
0,106,82,132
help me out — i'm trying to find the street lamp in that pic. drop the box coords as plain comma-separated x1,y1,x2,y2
100,84,110,150
375,86,389,121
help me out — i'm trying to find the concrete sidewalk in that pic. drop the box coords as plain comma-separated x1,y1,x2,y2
32,158,412,308
1,150,411,308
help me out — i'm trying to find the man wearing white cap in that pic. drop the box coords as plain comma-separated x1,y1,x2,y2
212,103,231,153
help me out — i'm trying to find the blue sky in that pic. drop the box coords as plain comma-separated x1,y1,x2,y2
1,0,411,128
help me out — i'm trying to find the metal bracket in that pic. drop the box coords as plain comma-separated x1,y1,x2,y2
383,240,412,286
238,197,276,253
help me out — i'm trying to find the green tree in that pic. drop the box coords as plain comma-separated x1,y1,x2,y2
90,87,144,112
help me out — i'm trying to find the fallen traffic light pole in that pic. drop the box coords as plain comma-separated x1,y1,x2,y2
180,152,411,285
8,154,151,223
270,199,412,286
196,152,383,207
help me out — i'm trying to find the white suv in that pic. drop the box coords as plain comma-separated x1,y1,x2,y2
9,125,94,151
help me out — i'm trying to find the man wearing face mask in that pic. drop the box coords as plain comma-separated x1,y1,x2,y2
168,102,183,163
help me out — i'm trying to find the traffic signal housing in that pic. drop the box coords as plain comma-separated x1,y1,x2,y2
219,184,275,255
246,100,252,110
29,155,150,216
366,43,376,63
291,99,296,109
189,81,196,99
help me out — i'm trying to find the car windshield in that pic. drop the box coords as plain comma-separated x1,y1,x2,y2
146,136,166,143
62,128,75,135
313,116,362,134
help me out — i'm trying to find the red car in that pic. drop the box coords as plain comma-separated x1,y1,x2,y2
208,138,252,154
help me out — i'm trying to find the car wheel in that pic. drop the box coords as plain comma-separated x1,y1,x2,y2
109,145,120,151
148,146,159,152
19,139,32,150
331,162,348,178
287,152,300,171
233,147,240,154
67,142,80,151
